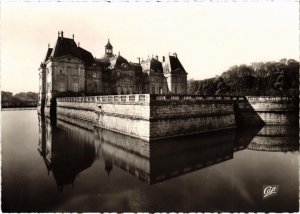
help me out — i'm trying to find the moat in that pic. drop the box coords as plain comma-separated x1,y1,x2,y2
2,109,299,212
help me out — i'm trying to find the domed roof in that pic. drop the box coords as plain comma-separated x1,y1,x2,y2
105,39,113,49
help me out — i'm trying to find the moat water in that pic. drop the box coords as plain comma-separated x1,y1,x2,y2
2,109,299,212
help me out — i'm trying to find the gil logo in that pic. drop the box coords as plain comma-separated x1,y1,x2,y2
263,185,279,199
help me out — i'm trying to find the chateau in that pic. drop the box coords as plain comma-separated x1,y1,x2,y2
38,31,188,111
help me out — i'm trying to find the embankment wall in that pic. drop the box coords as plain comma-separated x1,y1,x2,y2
54,95,298,140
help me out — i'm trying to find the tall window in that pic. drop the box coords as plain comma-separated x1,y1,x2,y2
159,86,162,94
73,82,79,92
58,82,66,92
152,86,156,94
175,86,178,94
93,72,97,78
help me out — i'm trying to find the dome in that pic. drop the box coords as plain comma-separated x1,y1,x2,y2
105,39,113,49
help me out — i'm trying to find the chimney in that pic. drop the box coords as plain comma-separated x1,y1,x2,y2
78,42,80,47
58,31,60,37
118,51,120,56
72,34,74,40
173,52,177,58
48,43,50,48
137,57,140,64
61,31,64,38
162,56,165,62
155,55,158,60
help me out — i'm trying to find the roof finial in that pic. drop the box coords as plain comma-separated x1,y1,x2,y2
58,31,60,37
48,43,50,48
72,34,74,40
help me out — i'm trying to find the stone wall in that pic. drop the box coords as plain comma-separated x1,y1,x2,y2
57,94,151,140
55,94,297,141
148,95,243,139
238,96,298,125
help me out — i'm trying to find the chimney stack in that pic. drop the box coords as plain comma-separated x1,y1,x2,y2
58,31,60,37
61,31,64,38
173,52,177,58
78,42,80,47
155,55,158,60
137,57,140,64
48,43,50,48
162,56,165,62
72,34,74,40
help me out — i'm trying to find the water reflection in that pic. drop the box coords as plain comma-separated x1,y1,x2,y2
247,125,299,152
38,117,98,190
38,116,298,189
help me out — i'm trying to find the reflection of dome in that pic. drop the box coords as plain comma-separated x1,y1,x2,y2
104,158,113,177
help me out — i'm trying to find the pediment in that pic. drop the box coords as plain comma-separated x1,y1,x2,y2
54,55,83,64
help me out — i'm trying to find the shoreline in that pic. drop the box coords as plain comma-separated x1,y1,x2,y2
1,107,37,111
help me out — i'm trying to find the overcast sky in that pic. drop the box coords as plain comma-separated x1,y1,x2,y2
1,1,298,93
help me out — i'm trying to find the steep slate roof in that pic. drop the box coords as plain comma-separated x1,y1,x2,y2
141,58,163,74
109,55,129,69
77,47,95,66
163,55,187,74
44,48,53,62
49,37,95,66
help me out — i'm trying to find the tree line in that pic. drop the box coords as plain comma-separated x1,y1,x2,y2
187,59,299,96
2,91,38,108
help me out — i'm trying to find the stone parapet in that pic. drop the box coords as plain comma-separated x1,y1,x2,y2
53,94,297,140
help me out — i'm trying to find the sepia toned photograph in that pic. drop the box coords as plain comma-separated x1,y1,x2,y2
1,1,299,212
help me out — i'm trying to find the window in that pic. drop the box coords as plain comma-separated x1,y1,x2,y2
73,82,79,92
58,82,66,92
59,69,62,74
159,86,162,94
175,86,178,94
152,86,156,94
93,72,97,78
69,67,78,76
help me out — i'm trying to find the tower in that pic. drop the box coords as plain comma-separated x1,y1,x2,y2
104,39,113,57
162,53,187,94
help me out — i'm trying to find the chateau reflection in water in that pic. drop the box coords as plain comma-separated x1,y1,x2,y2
38,116,298,190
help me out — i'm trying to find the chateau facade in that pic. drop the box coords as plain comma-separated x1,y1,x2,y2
38,31,188,110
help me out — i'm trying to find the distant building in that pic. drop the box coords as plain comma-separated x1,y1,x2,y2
38,31,188,109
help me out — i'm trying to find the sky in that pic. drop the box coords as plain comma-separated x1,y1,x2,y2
1,1,299,93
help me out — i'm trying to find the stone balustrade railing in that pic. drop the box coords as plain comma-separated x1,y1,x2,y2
57,94,295,105
57,94,150,104
246,96,294,101
151,95,245,102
